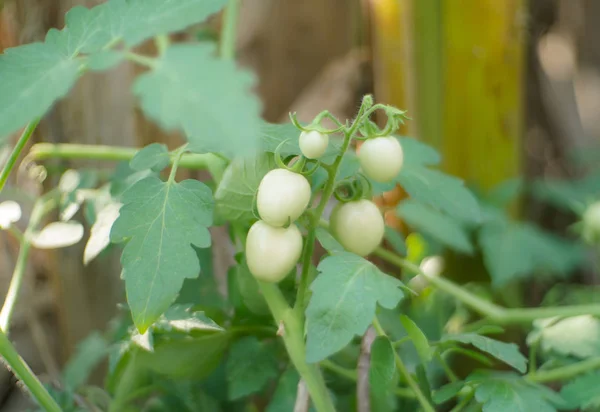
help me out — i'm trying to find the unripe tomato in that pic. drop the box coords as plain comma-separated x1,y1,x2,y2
330,199,384,256
582,202,600,243
358,136,404,182
299,130,329,159
246,220,303,282
257,169,311,227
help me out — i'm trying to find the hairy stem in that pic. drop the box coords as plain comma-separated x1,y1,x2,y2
28,143,224,171
258,281,335,412
372,317,435,412
0,331,62,412
220,0,240,59
373,247,600,324
0,120,40,194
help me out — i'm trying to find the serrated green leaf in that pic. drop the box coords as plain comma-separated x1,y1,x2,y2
479,221,584,287
442,333,527,373
399,315,432,363
130,143,170,172
214,153,275,223
306,252,405,362
48,0,227,55
398,136,440,166
86,50,124,71
469,371,564,412
369,336,398,412
226,336,278,400
260,122,303,156
397,166,481,223
397,200,473,254
267,368,302,412
133,44,261,157
433,381,465,404
0,42,80,143
62,332,108,390
560,371,600,410
155,304,223,334
528,315,600,359
110,177,213,332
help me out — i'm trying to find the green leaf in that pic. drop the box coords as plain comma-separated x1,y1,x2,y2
442,333,527,373
110,177,214,332
0,42,80,143
384,227,407,256
399,315,432,363
260,122,303,157
528,315,600,359
397,166,481,223
133,44,261,157
468,371,564,412
397,200,473,254
479,220,584,287
266,368,301,412
316,227,346,254
130,143,170,172
86,50,124,71
306,252,405,362
226,336,278,400
155,304,223,334
235,256,269,315
369,336,398,412
62,332,108,390
48,0,227,55
532,173,600,213
560,371,600,410
214,153,276,223
433,381,465,404
152,381,222,412
398,136,441,166
139,331,229,379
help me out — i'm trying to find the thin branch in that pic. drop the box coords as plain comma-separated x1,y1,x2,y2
0,120,40,193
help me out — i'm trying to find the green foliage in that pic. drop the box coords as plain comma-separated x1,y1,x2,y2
369,336,398,412
225,336,279,400
560,371,600,411
133,44,261,156
110,177,213,332
468,371,565,412
528,316,600,359
305,253,405,362
399,315,432,363
130,143,171,172
397,200,473,254
441,333,528,373
267,367,303,412
62,332,108,390
214,153,276,223
432,381,465,404
0,42,81,143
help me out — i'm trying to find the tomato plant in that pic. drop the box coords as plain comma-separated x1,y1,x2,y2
0,1,599,412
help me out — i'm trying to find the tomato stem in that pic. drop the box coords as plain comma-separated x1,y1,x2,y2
0,119,40,194
220,0,240,60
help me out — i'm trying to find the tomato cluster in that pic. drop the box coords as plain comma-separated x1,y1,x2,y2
246,131,404,283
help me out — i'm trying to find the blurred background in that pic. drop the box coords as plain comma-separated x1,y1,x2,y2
1,0,599,409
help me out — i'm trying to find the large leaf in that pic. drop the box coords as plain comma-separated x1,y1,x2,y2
560,371,600,411
397,200,473,254
214,153,275,223
130,143,170,172
468,371,564,412
226,336,278,400
527,315,600,359
442,333,527,373
369,336,397,412
399,136,441,166
47,0,227,55
134,44,261,156
479,220,584,287
0,42,80,143
110,177,213,332
399,315,432,363
305,252,405,362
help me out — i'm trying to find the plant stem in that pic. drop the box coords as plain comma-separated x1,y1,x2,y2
124,52,156,68
372,317,435,412
258,281,335,412
374,247,600,325
0,331,62,412
0,120,40,193
0,195,57,332
529,340,539,375
527,357,600,383
295,225,316,318
436,352,459,383
220,0,240,59
168,144,188,183
320,359,416,399
28,143,222,171
449,389,475,412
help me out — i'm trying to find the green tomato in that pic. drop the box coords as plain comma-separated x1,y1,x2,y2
358,136,404,183
330,199,384,256
257,168,311,227
245,220,303,282
299,130,329,159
